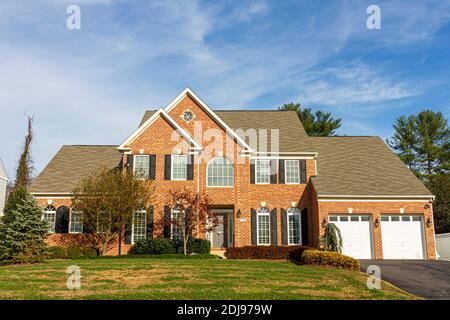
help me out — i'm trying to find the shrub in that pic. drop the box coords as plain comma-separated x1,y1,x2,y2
46,246,99,259
133,238,211,255
224,245,311,260
300,250,360,271
46,246,68,259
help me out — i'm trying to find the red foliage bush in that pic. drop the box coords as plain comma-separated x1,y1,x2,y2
224,245,312,260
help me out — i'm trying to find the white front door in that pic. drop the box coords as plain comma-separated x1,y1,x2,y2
381,215,425,259
329,215,373,259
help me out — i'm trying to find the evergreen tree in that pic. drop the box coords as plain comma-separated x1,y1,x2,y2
278,103,342,136
0,187,49,261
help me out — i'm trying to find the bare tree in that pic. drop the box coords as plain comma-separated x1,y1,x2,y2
15,115,34,189
72,167,153,255
160,188,217,255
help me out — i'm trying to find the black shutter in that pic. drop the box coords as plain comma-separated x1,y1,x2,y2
300,160,306,183
55,206,70,233
270,208,278,245
127,154,134,171
124,219,132,244
149,155,156,180
270,160,277,184
146,206,154,239
250,160,255,184
279,160,285,184
164,155,171,180
187,154,194,180
281,208,288,245
301,208,309,245
163,205,171,238
251,209,257,245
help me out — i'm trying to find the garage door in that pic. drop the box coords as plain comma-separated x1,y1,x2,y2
381,215,425,259
329,215,373,259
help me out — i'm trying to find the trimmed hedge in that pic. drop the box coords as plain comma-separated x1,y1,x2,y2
300,250,360,271
132,238,211,255
46,246,99,259
224,245,311,260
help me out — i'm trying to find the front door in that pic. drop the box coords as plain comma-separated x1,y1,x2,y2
209,209,233,249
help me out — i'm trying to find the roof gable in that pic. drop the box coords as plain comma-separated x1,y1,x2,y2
118,108,201,151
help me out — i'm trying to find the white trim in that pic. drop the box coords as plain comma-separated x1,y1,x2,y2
118,108,202,150
171,154,188,181
250,151,317,156
319,199,432,203
206,157,234,188
285,160,300,185
42,205,57,234
256,207,271,246
34,196,71,199
0,176,8,182
287,207,302,245
255,159,271,185
164,88,254,152
250,156,315,160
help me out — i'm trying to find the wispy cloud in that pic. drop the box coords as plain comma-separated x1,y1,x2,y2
296,61,420,107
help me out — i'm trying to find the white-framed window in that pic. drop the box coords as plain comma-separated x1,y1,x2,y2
42,205,56,233
171,207,184,239
207,157,234,187
134,155,149,179
255,160,271,184
285,160,300,184
132,210,146,244
257,207,270,245
171,155,187,180
287,207,301,245
69,210,83,234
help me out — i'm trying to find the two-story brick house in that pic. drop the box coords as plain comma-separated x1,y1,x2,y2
30,88,436,259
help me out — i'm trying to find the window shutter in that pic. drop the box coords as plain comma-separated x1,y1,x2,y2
250,160,255,184
55,206,70,234
146,207,154,239
149,155,156,180
301,208,308,245
127,154,134,171
281,208,288,245
187,154,194,180
251,209,257,245
300,160,306,183
278,160,285,184
164,155,171,180
270,160,277,184
163,205,171,238
270,208,278,245
124,220,132,244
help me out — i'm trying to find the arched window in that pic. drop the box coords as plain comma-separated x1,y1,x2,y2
257,207,270,245
287,207,301,245
207,157,234,187
42,205,56,233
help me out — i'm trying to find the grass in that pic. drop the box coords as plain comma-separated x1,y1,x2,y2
0,256,414,300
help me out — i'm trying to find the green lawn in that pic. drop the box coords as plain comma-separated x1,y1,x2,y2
0,257,414,300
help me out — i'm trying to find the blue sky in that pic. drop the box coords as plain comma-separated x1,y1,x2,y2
0,0,449,179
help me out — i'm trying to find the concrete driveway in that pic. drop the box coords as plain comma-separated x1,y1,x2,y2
360,260,450,300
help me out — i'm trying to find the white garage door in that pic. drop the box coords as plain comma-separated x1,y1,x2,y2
381,215,425,259
329,215,373,259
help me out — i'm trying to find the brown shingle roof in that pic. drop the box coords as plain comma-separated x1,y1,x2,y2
29,145,122,194
310,136,432,196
